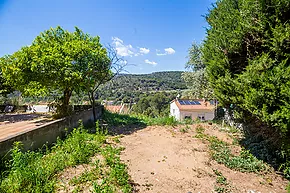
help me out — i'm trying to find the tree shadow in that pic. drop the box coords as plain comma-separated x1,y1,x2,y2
238,123,285,174
100,111,147,136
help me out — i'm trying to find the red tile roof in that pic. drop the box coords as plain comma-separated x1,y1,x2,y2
105,105,128,113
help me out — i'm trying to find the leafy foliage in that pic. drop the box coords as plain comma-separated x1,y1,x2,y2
182,43,213,99
203,0,290,176
0,68,13,96
1,26,111,117
203,0,290,132
132,92,174,117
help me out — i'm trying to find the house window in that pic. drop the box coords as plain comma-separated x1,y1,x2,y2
198,114,205,121
184,115,192,120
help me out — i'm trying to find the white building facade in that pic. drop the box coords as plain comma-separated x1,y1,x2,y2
170,99,215,121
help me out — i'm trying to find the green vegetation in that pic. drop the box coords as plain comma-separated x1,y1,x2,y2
102,110,178,127
98,71,186,103
182,43,213,99
213,169,230,193
68,146,132,193
195,126,268,173
201,0,290,178
0,26,119,118
0,68,13,96
0,123,132,193
132,92,175,117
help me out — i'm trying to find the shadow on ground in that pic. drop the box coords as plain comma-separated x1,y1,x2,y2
235,121,287,176
0,113,49,123
100,111,147,136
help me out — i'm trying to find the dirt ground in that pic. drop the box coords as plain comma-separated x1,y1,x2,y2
120,124,288,193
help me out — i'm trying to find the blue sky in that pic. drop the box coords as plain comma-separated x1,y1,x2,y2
0,0,215,74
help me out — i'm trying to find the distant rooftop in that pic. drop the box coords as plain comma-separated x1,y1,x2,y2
173,99,215,111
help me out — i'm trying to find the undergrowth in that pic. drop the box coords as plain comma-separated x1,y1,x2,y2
0,122,132,193
195,125,269,173
102,110,178,126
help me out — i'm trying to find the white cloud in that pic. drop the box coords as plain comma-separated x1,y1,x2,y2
112,37,135,57
165,47,175,54
139,47,150,55
145,59,157,66
156,47,176,56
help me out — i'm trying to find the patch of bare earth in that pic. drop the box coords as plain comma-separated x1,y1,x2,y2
120,124,288,193
56,155,105,193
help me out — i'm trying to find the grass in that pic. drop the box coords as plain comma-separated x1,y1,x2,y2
194,126,269,173
102,110,179,127
0,123,132,193
69,146,132,193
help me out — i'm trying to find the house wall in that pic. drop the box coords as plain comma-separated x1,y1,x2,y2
179,110,215,121
205,111,215,120
170,102,180,120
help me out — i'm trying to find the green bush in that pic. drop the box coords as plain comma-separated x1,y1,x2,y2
203,0,290,177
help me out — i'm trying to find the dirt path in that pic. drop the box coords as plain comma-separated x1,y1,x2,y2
120,125,288,193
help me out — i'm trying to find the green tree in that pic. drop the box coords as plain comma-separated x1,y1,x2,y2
149,92,168,116
0,67,13,96
1,26,113,117
132,92,172,117
182,43,213,99
203,0,290,132
80,44,125,122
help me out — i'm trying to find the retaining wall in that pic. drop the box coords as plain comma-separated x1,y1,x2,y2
0,106,103,157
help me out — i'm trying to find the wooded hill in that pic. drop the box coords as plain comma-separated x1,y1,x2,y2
97,71,186,102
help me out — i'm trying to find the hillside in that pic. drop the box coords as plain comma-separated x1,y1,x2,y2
98,71,187,102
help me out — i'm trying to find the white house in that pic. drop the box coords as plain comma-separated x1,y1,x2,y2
170,99,216,121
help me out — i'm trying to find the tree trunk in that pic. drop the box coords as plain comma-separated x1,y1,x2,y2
62,88,72,116
91,92,97,123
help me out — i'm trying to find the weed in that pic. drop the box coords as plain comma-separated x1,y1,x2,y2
195,125,207,138
182,118,194,125
180,127,188,133
287,182,290,193
214,185,228,193
213,169,228,185
194,127,269,173
112,136,121,143
96,145,132,193
0,122,132,193
213,169,231,192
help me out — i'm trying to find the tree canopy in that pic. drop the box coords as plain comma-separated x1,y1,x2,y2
182,43,213,99
1,26,111,116
203,0,290,133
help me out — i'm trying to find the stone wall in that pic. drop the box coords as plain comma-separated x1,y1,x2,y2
0,106,103,157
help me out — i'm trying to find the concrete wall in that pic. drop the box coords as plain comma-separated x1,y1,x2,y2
0,106,103,157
